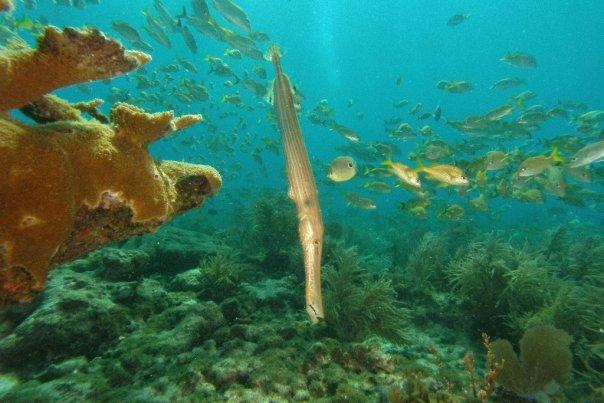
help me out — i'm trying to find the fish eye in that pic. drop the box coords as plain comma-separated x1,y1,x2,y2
348,163,353,168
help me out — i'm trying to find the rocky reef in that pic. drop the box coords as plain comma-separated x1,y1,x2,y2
1,195,599,401
0,26,221,307
0,225,467,402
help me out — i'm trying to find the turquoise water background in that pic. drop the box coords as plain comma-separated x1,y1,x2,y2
13,0,604,227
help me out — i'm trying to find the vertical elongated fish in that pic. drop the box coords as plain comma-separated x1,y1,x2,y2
269,45,324,324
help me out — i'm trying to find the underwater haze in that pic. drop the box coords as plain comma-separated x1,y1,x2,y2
0,0,603,401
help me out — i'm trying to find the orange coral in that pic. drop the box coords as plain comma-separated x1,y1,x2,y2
0,0,13,12
0,105,220,307
0,25,220,307
0,26,150,112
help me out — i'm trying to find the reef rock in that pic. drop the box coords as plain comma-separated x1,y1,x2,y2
123,226,234,274
0,268,131,369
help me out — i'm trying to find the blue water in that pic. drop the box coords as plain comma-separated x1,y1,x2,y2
14,0,600,222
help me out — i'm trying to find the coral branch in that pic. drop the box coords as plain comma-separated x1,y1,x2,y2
21,96,110,124
173,113,204,131
0,26,150,112
73,99,109,123
111,103,203,146
0,0,14,12
20,95,84,123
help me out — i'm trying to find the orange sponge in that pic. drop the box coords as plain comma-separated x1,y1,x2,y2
0,105,220,307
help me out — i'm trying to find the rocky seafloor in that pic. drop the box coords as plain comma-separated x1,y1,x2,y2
0,196,601,402
0,226,466,402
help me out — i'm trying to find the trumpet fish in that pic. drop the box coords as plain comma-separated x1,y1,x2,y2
269,45,324,324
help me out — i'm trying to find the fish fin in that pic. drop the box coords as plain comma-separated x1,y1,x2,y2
264,80,275,105
501,155,512,164
550,147,564,164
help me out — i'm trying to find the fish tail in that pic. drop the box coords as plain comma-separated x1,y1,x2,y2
176,6,187,20
414,158,425,172
550,147,564,164
233,75,240,84
381,152,393,167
